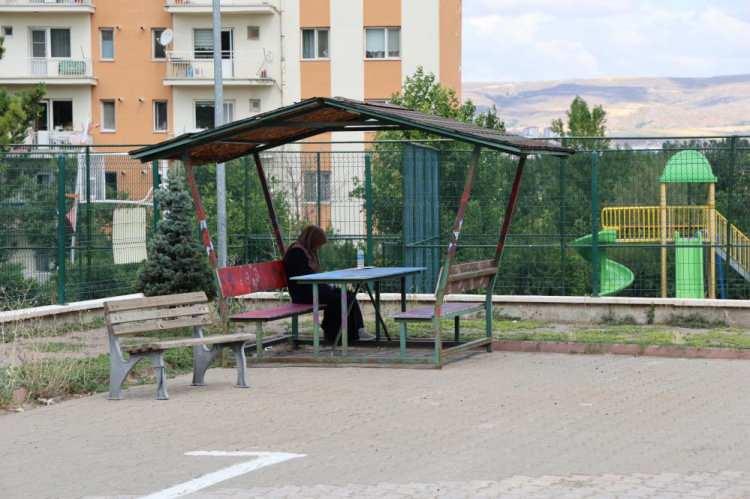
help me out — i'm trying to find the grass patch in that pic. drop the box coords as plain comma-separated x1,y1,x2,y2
34,341,85,353
1,316,106,344
0,347,195,410
665,313,728,329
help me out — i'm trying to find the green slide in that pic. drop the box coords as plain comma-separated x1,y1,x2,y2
675,232,705,298
571,229,635,296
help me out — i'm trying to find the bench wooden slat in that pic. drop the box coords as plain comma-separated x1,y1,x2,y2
229,303,325,322
218,261,287,298
104,292,208,313
445,260,497,293
449,259,495,275
124,333,256,354
392,302,484,321
108,303,211,325
112,315,213,336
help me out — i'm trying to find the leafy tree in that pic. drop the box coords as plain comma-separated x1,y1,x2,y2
137,177,216,298
551,96,609,149
0,85,46,148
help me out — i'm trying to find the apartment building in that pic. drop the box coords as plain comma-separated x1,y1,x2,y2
1,0,461,231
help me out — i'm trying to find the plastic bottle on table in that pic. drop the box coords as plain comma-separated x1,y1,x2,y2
356,249,365,269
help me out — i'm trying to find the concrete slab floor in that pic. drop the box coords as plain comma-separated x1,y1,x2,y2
2,353,750,498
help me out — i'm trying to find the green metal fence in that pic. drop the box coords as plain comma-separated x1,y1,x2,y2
1,136,749,309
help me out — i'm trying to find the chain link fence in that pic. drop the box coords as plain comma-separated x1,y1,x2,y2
1,137,749,310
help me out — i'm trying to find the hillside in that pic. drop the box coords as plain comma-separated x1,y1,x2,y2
464,74,750,137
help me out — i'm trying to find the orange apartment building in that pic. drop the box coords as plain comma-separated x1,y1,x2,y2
0,0,461,231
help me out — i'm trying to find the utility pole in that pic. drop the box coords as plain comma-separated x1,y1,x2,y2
213,0,227,267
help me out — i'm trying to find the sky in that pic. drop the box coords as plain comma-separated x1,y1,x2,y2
463,0,750,82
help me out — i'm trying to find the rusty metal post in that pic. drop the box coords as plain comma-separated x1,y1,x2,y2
253,152,285,256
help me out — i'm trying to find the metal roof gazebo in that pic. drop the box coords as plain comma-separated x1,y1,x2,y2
131,97,574,367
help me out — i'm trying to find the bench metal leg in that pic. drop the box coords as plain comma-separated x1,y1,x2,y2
433,317,442,367
192,344,221,387
108,354,142,400
231,342,249,388
150,353,169,400
485,295,493,352
454,316,460,343
399,322,407,359
290,314,299,348
255,322,264,359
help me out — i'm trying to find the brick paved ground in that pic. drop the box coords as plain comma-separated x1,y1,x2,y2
3,353,750,498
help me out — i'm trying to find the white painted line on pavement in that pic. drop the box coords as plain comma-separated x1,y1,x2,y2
139,451,305,499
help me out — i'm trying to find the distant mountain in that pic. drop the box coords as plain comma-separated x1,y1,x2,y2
464,74,750,137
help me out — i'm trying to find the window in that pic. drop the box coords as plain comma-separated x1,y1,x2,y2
105,172,118,200
36,172,52,186
100,28,114,60
194,101,234,129
101,100,116,132
2,26,12,37
30,28,71,58
50,28,71,57
152,28,166,59
194,28,233,59
52,100,73,130
247,26,260,40
301,28,329,59
365,27,400,59
303,171,332,203
249,99,261,114
153,101,168,132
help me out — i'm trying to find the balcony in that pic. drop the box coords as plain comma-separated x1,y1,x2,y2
164,0,277,14
0,0,94,13
25,130,76,146
0,57,96,85
164,50,275,86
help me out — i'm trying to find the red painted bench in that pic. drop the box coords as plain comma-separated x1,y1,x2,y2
217,260,321,357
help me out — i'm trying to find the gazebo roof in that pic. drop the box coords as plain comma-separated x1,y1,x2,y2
130,97,574,164
660,150,717,184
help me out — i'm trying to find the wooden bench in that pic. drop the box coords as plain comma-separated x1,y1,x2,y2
392,260,496,354
104,292,255,400
218,260,323,358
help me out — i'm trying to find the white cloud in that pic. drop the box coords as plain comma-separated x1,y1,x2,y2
463,0,750,81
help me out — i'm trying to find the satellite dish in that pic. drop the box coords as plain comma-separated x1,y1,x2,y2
159,29,174,47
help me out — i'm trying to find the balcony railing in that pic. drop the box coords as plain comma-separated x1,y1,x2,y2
165,0,277,13
26,130,75,146
165,50,274,84
0,0,94,11
26,57,92,79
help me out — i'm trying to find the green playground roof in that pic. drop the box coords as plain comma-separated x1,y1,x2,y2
660,150,717,183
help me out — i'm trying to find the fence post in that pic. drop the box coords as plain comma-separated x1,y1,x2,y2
56,155,67,304
152,160,161,233
591,152,601,297
316,152,322,226
364,153,374,265
243,156,251,262
83,146,92,300
558,156,566,295
725,136,737,298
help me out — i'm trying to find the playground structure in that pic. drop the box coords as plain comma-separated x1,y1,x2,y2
574,150,750,299
131,97,573,367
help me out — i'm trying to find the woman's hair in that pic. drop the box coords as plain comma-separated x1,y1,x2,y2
291,225,327,271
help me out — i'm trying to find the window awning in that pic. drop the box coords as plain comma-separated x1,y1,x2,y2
130,97,574,164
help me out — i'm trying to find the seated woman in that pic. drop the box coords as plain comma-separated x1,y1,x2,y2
283,225,372,344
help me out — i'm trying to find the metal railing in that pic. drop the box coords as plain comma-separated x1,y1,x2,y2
0,0,92,7
18,57,92,78
602,205,712,243
165,50,273,81
165,0,276,8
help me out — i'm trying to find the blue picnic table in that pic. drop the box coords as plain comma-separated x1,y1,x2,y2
290,267,425,355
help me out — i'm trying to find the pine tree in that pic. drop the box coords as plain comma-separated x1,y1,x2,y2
137,177,216,298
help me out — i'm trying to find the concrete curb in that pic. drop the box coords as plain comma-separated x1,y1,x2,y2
492,340,750,360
